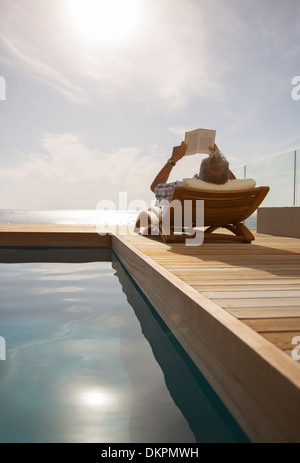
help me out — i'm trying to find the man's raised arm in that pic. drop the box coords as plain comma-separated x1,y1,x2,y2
150,142,187,192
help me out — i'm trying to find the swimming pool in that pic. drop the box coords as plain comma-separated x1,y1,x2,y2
0,247,249,443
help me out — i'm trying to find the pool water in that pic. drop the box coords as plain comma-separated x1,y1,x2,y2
0,247,249,443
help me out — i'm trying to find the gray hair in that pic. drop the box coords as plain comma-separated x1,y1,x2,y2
199,151,229,184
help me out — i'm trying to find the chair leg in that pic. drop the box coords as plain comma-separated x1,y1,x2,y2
204,223,254,242
235,223,255,242
134,218,140,230
205,225,219,234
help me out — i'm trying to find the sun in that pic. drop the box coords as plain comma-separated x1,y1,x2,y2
68,0,141,43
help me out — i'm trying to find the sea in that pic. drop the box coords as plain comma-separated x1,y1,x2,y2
0,209,139,226
0,209,257,229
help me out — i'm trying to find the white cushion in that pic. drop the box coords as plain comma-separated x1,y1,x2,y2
183,178,256,191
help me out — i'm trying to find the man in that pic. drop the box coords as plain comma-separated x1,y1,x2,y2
150,142,236,204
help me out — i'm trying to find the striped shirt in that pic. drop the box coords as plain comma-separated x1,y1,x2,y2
154,174,199,205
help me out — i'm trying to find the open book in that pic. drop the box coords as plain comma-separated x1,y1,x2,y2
184,128,216,155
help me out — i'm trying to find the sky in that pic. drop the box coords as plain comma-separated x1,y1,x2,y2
0,0,300,209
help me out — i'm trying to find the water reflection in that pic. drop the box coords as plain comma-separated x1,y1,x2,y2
80,390,114,407
0,247,249,443
111,252,250,443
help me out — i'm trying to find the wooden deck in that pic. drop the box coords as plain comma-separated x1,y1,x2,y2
113,230,300,443
0,224,111,247
112,230,300,442
121,231,300,360
1,224,300,442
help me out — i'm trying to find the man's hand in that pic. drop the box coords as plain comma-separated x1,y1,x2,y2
171,141,187,163
208,144,219,156
150,141,187,192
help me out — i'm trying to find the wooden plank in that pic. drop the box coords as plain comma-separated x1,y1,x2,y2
216,298,300,308
284,350,300,362
0,225,111,247
195,285,300,291
153,256,300,264
241,318,300,332
0,246,112,263
203,290,300,299
192,280,300,286
226,307,300,318
260,332,300,351
157,265,300,273
145,247,300,255
186,277,300,283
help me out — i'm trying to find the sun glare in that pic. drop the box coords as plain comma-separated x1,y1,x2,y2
68,0,141,43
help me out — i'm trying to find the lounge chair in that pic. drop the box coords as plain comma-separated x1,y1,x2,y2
134,178,270,243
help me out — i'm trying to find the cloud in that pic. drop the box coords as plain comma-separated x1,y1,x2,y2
0,131,226,209
0,132,164,208
1,0,300,212
169,126,189,138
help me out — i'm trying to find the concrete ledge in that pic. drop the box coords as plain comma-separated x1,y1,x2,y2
257,207,300,239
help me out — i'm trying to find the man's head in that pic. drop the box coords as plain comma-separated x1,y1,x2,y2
199,151,229,184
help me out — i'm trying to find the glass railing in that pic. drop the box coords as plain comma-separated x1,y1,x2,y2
234,148,299,228
296,149,300,206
